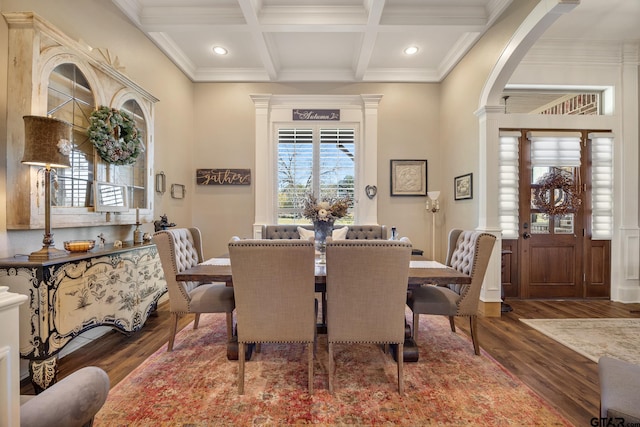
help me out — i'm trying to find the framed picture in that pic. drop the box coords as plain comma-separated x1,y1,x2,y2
171,183,186,199
390,160,427,196
454,173,473,200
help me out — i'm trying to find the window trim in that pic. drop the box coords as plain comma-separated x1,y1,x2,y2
274,124,359,224
251,94,382,237
498,129,614,240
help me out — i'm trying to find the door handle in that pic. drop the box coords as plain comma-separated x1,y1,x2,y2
522,232,531,239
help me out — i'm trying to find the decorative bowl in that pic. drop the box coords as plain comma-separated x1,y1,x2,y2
64,240,96,252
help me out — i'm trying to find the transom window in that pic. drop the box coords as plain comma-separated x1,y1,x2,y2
276,125,357,224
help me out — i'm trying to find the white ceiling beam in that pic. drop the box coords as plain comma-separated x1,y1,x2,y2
354,0,386,81
111,0,143,25
139,7,245,26
236,0,279,81
437,32,482,81
147,32,197,81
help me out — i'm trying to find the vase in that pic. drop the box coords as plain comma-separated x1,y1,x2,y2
313,219,334,264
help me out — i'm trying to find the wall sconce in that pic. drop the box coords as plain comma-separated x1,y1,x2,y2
426,191,440,213
22,116,72,261
426,191,441,260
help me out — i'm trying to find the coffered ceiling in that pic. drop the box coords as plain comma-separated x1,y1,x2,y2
112,0,640,83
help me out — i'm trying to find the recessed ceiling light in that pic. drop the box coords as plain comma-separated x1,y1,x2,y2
212,46,228,55
404,46,419,55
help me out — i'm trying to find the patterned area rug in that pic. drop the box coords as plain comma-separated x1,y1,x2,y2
520,318,640,365
95,314,571,426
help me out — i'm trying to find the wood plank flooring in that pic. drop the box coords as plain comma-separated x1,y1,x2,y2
21,298,640,426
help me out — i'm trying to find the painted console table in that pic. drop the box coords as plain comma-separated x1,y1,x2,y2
0,242,167,392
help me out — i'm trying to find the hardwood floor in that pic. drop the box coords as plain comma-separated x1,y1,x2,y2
21,297,640,426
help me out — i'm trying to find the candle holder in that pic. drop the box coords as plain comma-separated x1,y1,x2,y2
133,223,143,244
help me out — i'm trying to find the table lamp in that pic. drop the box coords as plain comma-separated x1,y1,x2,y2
22,116,72,261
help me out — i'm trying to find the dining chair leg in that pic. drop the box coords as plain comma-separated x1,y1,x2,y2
397,342,404,395
167,312,179,352
412,312,419,339
328,342,335,394
238,341,245,394
448,316,456,332
193,313,201,330
226,312,233,341
470,316,480,355
314,299,319,357
307,342,314,394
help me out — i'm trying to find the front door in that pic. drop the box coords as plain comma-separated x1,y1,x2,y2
514,130,609,299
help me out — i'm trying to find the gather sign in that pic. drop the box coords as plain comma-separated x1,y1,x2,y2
197,169,251,185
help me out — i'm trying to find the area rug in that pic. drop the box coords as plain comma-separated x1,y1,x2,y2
520,318,640,365
95,314,571,426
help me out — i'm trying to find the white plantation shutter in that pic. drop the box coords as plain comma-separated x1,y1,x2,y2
500,130,613,241
277,125,356,223
319,128,355,202
589,133,614,239
277,128,313,221
527,131,582,167
499,131,521,239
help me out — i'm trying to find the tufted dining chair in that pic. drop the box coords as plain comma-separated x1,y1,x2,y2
153,227,235,351
407,229,496,355
325,239,412,394
228,238,316,395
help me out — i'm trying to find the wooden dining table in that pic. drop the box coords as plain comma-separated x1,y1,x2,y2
177,257,470,288
176,256,471,362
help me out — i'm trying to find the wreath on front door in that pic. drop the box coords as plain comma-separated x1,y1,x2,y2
532,167,582,216
88,106,143,165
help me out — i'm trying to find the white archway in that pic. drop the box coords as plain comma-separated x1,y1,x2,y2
475,0,580,312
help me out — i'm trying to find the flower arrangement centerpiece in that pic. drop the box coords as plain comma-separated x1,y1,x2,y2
302,193,350,224
88,106,143,165
302,194,350,261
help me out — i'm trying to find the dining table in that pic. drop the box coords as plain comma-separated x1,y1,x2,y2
176,256,471,362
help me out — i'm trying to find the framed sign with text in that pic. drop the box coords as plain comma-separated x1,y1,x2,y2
197,169,251,185
293,109,340,121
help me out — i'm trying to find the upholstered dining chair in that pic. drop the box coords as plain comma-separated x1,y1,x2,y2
325,239,412,395
20,366,109,427
598,356,640,423
228,238,316,395
407,229,496,355
153,227,235,351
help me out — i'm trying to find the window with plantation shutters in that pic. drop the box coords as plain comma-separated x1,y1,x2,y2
498,130,613,240
589,133,614,239
277,125,356,224
499,131,520,239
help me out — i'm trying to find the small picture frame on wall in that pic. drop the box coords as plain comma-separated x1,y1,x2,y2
390,159,427,196
454,173,473,200
171,184,186,199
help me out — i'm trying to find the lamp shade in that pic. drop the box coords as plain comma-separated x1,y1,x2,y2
427,191,440,200
22,116,72,168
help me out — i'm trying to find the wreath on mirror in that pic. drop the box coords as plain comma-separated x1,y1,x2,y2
88,106,142,165
532,167,582,216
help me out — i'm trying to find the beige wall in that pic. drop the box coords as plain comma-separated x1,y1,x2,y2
439,0,538,237
192,82,441,257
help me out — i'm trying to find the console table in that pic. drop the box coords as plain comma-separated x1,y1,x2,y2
0,242,167,392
